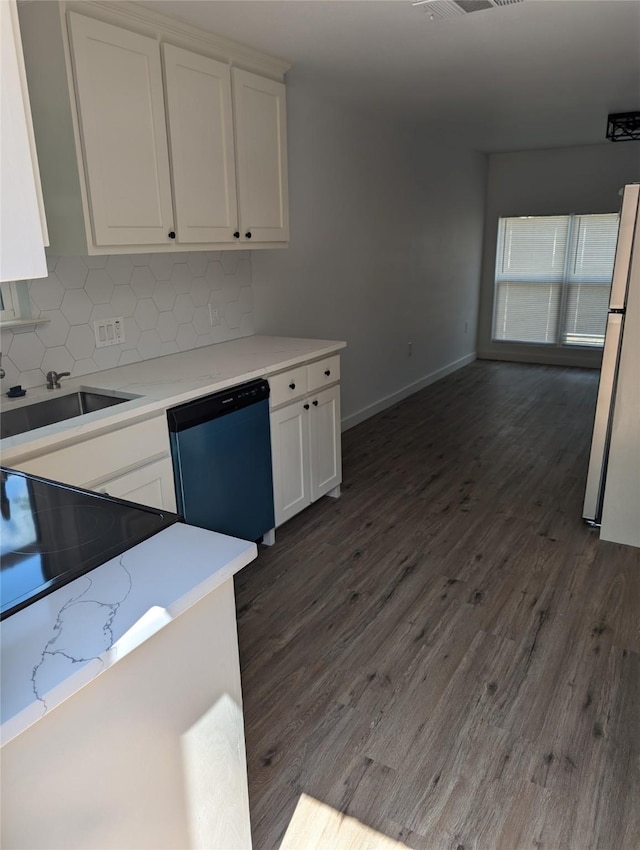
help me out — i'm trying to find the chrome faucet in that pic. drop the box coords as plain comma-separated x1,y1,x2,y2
0,353,5,380
46,370,71,389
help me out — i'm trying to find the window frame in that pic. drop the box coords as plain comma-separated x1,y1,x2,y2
491,212,619,350
0,280,45,328
0,281,21,322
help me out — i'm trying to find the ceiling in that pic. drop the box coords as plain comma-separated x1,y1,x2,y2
141,0,640,152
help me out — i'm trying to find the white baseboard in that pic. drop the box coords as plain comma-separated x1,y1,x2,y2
477,349,602,369
341,352,477,432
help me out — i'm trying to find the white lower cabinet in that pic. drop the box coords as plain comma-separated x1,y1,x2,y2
14,415,177,514
270,399,311,526
270,372,341,528
309,385,341,503
95,457,177,513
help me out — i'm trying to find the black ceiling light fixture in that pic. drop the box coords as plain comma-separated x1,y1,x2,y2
606,112,640,142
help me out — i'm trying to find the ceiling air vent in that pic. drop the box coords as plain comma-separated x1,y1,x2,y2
413,0,525,21
454,1,494,12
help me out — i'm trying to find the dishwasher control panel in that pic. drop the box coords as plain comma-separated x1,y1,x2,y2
167,379,270,432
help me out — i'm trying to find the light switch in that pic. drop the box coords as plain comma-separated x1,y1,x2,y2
94,317,125,348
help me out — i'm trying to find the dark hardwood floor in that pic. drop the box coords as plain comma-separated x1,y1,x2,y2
234,360,640,850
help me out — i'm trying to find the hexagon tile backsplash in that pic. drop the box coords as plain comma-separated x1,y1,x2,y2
0,251,255,390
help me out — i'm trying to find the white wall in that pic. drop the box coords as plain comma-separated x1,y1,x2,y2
477,143,640,367
252,76,487,427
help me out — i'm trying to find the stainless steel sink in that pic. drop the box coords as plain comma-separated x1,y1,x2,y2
1,391,135,439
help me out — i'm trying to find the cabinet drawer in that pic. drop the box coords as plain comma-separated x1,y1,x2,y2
96,457,177,512
15,415,171,489
269,366,308,407
308,355,340,392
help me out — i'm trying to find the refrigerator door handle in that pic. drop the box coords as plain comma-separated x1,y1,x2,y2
609,184,640,310
583,312,624,522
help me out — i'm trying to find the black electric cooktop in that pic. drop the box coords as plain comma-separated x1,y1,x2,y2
0,467,181,620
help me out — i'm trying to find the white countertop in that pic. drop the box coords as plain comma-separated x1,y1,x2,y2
0,522,257,746
1,334,346,463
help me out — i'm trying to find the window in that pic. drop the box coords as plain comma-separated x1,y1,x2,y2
492,213,620,348
0,281,20,322
0,280,42,326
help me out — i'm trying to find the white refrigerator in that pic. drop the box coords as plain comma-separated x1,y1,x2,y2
583,183,640,529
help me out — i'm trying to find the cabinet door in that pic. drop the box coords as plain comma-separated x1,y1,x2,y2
97,458,177,513
0,0,47,281
270,400,310,527
309,385,341,503
163,44,238,244
67,13,174,247
232,68,288,242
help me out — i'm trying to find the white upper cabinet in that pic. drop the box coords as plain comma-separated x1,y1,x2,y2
17,1,290,255
163,44,238,244
0,0,48,282
68,14,174,247
233,69,289,243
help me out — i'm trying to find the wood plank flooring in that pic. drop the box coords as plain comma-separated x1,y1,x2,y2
234,360,640,850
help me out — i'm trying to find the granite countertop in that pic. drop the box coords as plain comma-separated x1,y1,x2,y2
1,334,346,463
0,523,257,746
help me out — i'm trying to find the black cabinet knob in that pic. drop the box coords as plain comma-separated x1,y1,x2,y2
312,400,319,406
303,403,310,410
233,231,240,239
289,382,296,390
245,231,252,239
168,231,176,239
324,369,331,376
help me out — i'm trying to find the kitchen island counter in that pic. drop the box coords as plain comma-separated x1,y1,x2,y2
1,522,256,745
1,521,257,849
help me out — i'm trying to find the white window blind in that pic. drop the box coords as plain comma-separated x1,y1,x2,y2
564,214,620,346
492,213,620,348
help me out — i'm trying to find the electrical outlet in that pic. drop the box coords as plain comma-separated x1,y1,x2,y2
94,317,125,348
209,303,220,326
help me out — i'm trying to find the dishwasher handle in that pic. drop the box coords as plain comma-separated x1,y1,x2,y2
167,379,270,433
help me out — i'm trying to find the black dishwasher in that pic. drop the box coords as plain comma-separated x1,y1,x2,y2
167,379,275,543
